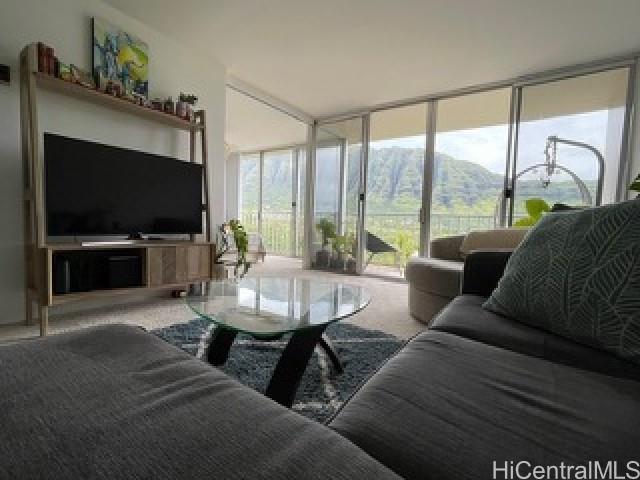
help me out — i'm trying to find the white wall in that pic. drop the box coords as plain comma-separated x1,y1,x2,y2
0,0,226,325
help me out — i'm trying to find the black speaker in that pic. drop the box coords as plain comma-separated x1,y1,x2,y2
107,255,142,289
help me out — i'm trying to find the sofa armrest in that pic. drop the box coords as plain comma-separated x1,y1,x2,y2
429,234,466,261
461,250,513,297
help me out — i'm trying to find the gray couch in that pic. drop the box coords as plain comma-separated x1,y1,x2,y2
405,228,528,323
2,251,639,479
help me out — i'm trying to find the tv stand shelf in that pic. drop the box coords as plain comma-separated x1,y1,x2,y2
47,243,214,307
34,73,204,132
20,42,213,336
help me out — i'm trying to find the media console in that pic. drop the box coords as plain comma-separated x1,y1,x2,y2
45,242,215,306
20,42,213,335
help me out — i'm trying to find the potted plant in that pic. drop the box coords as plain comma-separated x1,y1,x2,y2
315,218,336,268
178,92,198,121
228,219,250,278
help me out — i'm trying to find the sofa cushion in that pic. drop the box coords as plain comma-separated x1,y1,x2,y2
0,324,400,480
404,257,462,298
432,296,640,380
329,328,640,480
484,199,640,365
459,228,528,258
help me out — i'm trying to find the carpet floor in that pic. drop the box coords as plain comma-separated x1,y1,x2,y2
152,318,405,423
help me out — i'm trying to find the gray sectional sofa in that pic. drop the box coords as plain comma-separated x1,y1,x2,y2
2,250,639,479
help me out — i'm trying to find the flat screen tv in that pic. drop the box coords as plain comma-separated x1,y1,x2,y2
45,133,203,237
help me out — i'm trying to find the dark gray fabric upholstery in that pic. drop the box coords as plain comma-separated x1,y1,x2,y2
0,324,400,480
330,300,640,480
432,296,640,381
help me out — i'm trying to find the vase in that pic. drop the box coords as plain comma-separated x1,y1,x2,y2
316,248,330,269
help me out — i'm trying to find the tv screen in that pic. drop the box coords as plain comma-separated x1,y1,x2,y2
45,133,203,236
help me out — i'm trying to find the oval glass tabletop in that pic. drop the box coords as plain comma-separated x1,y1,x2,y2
186,276,371,337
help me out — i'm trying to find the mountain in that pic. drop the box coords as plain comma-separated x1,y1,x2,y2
364,147,595,215
242,146,596,216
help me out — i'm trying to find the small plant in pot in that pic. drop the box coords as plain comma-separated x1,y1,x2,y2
315,218,336,268
178,92,198,121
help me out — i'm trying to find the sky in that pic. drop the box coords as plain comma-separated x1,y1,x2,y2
370,108,622,181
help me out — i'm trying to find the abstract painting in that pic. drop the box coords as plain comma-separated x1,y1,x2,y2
92,17,149,97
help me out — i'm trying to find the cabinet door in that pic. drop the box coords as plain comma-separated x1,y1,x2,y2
147,247,185,286
147,245,211,286
187,245,211,281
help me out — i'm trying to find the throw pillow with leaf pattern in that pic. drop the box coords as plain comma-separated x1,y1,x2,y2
483,199,640,365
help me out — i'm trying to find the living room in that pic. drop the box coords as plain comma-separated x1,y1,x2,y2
1,1,640,479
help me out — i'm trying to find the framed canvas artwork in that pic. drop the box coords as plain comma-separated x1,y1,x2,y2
92,17,149,98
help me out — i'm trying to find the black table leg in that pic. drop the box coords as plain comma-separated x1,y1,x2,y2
265,325,326,408
319,333,343,373
206,327,237,366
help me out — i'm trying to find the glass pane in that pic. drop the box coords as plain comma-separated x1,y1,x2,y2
262,150,293,255
239,153,260,233
432,88,511,238
514,68,629,220
368,104,427,271
313,118,362,272
296,148,306,257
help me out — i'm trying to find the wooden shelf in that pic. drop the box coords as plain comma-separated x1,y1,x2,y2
45,241,211,252
50,283,195,306
34,72,203,132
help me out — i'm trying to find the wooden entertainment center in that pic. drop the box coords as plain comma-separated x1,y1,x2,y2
20,43,215,336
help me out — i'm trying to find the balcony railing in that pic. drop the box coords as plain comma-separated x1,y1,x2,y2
240,210,498,261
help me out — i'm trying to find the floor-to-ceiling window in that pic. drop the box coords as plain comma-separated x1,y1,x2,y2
367,104,427,268
431,88,511,238
307,61,634,273
227,85,308,259
512,68,631,218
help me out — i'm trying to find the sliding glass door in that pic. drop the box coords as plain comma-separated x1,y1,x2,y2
367,104,427,272
312,118,364,272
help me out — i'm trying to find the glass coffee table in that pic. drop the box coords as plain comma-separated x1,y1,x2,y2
187,276,370,407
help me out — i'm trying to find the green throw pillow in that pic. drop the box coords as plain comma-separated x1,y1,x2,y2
483,199,640,364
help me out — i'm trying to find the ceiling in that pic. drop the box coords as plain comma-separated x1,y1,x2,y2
226,87,307,152
104,0,640,119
